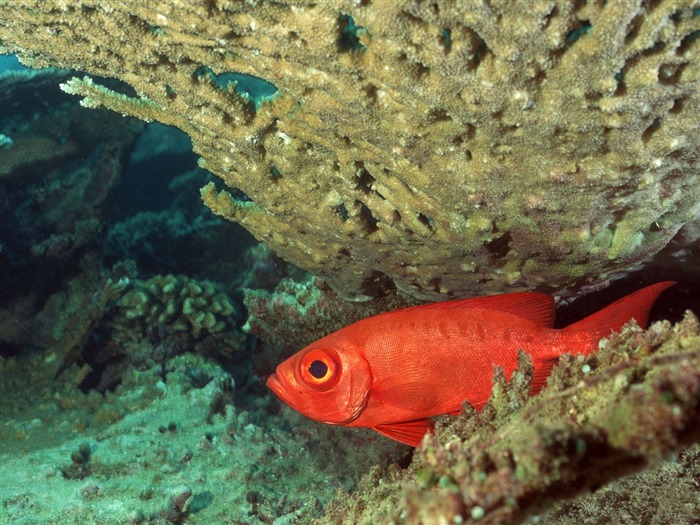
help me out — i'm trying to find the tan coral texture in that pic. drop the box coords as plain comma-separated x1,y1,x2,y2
1,0,698,300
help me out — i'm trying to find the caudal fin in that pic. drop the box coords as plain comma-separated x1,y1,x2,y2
564,281,677,338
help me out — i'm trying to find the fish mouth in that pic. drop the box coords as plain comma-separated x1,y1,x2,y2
266,373,294,407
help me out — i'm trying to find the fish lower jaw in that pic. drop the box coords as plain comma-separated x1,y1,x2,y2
266,374,294,406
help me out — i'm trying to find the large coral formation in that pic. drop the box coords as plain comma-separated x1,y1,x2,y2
315,312,700,524
0,1,697,300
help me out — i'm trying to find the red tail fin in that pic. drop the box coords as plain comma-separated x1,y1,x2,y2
564,281,676,338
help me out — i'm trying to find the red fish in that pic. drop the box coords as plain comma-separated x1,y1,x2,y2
266,282,675,446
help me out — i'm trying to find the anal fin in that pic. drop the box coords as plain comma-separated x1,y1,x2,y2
373,419,434,447
530,358,558,396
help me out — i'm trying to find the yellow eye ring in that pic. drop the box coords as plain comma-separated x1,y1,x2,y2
299,349,339,389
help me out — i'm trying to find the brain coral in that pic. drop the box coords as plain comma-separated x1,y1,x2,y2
0,1,698,300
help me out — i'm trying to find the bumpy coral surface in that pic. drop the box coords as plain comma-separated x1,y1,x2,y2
1,1,698,300
118,274,238,340
243,277,419,348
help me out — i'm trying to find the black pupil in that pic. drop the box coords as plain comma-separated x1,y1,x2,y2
309,360,328,379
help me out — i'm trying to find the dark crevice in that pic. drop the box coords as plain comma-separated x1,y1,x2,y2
642,118,661,143
677,30,699,55
440,28,452,54
417,213,434,231
354,162,376,194
415,62,430,80
470,34,489,69
397,52,430,80
428,108,452,123
338,14,367,52
359,270,393,297
614,70,625,96
669,97,685,114
542,4,558,31
364,83,378,103
624,13,645,43
336,203,349,221
642,41,665,57
484,233,512,259
357,201,379,234
563,20,592,50
658,62,687,85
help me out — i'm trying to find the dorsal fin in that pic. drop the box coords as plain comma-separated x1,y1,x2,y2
398,292,556,327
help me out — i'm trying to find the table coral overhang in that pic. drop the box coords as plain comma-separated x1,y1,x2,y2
1,0,698,300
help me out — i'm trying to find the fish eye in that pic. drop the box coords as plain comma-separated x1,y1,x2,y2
308,360,328,379
299,349,339,389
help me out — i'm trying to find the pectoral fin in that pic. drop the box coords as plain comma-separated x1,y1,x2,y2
373,419,434,447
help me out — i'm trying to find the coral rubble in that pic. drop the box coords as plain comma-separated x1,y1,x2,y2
0,1,697,300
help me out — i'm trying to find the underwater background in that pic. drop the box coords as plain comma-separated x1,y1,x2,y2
1,10,699,524
0,54,419,523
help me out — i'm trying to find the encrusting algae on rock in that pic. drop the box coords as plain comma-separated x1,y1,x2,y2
0,0,698,300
